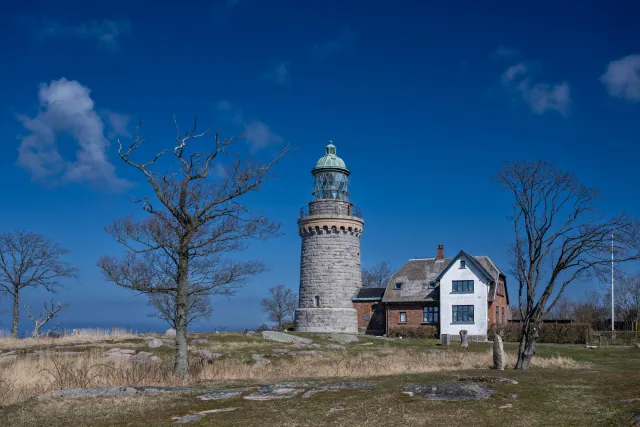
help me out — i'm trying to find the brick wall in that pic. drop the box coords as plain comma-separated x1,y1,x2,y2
352,301,385,334
387,303,439,328
488,276,509,326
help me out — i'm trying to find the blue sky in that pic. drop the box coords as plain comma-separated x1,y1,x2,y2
0,0,639,333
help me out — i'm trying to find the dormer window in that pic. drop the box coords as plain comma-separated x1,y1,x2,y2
428,281,436,289
460,260,466,269
394,282,403,290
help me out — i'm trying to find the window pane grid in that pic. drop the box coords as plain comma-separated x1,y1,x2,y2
452,280,474,293
423,306,439,323
452,305,474,323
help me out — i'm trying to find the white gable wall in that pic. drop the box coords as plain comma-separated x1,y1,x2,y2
439,256,490,337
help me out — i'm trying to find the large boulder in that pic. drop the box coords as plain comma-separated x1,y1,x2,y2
251,354,271,366
192,350,223,364
327,333,359,344
147,338,164,349
403,382,496,401
460,330,469,348
165,328,176,337
261,331,312,344
492,335,505,370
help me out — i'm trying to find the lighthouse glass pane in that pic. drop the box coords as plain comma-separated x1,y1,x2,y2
313,172,349,200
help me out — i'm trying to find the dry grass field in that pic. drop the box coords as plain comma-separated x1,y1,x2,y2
0,331,638,426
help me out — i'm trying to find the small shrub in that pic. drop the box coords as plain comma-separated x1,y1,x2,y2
388,325,438,339
593,331,640,346
489,323,592,344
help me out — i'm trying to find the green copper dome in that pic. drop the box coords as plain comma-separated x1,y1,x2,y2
312,142,350,175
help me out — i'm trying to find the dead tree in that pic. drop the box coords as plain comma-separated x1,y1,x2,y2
497,160,640,369
98,117,289,378
25,299,69,338
362,261,394,288
260,284,298,330
147,285,213,329
0,230,78,338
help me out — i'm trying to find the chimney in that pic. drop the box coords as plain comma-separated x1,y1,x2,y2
436,244,444,261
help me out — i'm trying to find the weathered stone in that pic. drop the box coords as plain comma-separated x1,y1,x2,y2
191,339,208,346
0,353,17,364
130,351,161,364
403,382,496,401
634,343,640,349
327,333,359,344
165,328,176,337
243,387,303,401
251,354,271,366
459,376,518,385
272,348,297,356
261,331,312,344
172,408,238,424
34,386,210,401
326,344,346,350
616,397,640,403
192,350,223,364
492,335,505,370
499,404,513,409
293,343,321,349
147,338,163,348
302,382,375,398
197,389,251,400
459,330,469,348
105,348,136,355
160,339,176,346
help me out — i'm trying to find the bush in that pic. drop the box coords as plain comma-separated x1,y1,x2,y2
489,323,593,344
593,331,640,346
388,325,438,339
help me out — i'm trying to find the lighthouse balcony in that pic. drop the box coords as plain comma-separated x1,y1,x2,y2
300,202,362,219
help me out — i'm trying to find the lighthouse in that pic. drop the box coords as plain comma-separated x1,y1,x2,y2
294,142,364,333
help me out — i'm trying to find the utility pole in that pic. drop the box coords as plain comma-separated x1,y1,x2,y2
611,233,615,332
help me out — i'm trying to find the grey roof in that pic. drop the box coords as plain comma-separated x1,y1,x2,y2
352,287,386,301
382,252,505,303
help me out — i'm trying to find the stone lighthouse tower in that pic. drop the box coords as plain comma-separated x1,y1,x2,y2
294,142,364,333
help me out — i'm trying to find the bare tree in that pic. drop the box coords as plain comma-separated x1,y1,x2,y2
147,289,213,329
618,274,640,330
25,299,69,338
98,117,289,378
260,284,298,330
362,261,394,288
497,161,640,369
0,230,78,338
546,294,574,320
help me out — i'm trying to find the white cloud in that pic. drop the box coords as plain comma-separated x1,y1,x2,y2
600,54,640,102
215,101,284,153
104,111,132,139
17,78,131,191
313,26,357,60
264,60,291,86
39,18,132,50
500,58,571,116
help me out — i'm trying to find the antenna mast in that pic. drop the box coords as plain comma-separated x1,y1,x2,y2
611,233,615,332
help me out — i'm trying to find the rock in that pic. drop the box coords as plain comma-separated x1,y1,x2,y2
296,350,325,356
293,343,321,349
34,386,239,401
585,345,598,349
326,344,346,350
244,386,303,401
458,376,518,385
272,348,297,356
192,350,223,364
147,338,164,348
493,335,505,370
634,343,640,349
197,388,252,400
327,333,359,344
1,351,17,357
328,407,345,414
191,339,208,346
403,382,496,401
359,342,374,346
509,393,518,399
161,339,175,345
0,352,17,364
302,382,375,398
261,331,312,344
131,351,161,364
251,354,271,366
165,328,176,337
105,348,136,355
616,398,640,403
499,404,513,409
460,330,469,348
172,408,238,424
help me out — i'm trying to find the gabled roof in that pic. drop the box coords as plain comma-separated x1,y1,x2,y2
381,252,505,303
352,287,386,301
435,250,495,283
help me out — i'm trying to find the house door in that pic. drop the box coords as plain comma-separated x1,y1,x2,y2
370,304,385,331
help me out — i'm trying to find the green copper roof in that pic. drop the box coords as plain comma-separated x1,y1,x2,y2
312,142,349,174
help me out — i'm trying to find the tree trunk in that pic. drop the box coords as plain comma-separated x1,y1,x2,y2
173,254,189,379
33,323,41,338
515,319,538,369
11,290,19,338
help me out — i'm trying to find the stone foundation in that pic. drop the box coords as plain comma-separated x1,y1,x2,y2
294,308,358,333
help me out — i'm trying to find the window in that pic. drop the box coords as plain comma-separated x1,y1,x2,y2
496,306,499,323
399,312,407,323
429,281,436,289
460,260,466,269
501,307,505,325
314,295,320,307
423,306,439,323
394,282,403,290
452,305,474,323
452,280,474,293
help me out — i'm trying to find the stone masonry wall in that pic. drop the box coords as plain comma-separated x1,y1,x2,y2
308,200,353,216
294,308,357,333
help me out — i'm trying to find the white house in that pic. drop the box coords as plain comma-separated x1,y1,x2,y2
353,245,509,339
